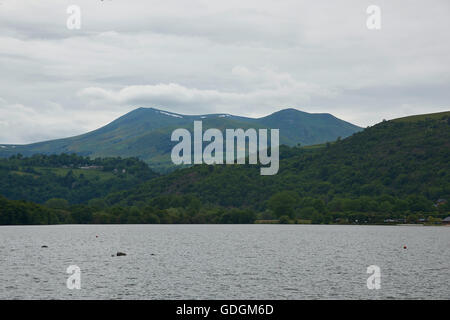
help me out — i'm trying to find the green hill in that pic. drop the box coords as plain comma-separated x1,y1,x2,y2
0,107,361,172
0,154,158,204
103,111,450,220
1,111,448,225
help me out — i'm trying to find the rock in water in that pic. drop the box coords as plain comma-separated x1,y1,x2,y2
41,245,48,248
116,252,126,256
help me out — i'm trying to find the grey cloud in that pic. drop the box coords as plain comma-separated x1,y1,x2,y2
0,0,449,143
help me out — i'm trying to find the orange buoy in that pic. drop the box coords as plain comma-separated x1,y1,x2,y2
403,245,407,249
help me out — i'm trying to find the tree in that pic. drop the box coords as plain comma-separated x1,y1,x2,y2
45,198,69,210
268,191,299,218
70,205,93,224
279,215,290,224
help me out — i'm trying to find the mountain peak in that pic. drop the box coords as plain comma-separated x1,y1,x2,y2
0,106,362,172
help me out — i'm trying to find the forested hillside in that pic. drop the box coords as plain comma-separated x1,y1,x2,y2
0,112,448,225
103,111,450,222
0,154,158,204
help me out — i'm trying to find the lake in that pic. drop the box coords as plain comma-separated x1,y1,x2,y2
0,224,448,299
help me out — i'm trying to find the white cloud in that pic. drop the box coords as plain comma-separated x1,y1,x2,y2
77,67,338,116
0,100,124,144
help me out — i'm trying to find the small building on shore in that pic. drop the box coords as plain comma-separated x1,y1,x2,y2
442,216,450,225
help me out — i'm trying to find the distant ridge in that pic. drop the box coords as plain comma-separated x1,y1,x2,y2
0,107,362,172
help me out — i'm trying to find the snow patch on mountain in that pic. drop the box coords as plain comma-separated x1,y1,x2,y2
158,111,183,118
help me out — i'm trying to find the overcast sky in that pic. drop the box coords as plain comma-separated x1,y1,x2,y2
0,0,449,144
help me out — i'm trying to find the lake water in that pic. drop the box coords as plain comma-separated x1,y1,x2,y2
0,224,448,299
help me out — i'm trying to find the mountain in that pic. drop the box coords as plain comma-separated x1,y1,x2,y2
1,111,448,225
104,111,450,216
0,107,361,172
